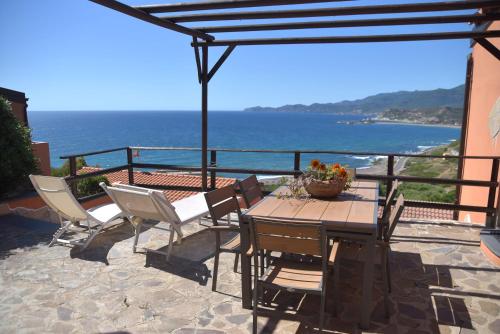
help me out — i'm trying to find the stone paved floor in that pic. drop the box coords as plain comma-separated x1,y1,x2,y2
0,214,499,333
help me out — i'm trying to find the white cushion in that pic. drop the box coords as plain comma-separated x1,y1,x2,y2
172,193,209,223
87,203,123,223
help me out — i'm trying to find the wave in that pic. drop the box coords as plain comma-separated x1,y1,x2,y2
352,156,371,160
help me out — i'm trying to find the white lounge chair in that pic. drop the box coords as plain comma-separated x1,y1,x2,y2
101,183,209,261
29,175,124,250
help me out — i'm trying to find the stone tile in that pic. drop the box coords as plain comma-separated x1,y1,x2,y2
1,217,499,333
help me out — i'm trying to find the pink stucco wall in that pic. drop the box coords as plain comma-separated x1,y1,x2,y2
459,21,500,224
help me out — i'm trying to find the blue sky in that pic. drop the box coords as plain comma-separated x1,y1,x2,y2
0,0,474,111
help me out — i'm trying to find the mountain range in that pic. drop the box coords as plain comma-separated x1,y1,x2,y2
244,85,465,125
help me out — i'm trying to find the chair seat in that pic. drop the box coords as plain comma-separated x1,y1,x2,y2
221,234,240,252
172,192,209,223
260,259,323,291
87,203,123,223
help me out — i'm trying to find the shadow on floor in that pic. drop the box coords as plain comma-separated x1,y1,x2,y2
144,227,239,286
0,215,57,260
254,248,482,333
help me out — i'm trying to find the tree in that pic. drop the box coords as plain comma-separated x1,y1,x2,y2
0,96,38,197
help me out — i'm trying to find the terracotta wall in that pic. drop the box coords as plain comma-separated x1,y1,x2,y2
32,141,51,176
10,100,28,126
459,21,500,224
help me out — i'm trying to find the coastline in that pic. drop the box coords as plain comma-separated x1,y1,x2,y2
372,119,461,129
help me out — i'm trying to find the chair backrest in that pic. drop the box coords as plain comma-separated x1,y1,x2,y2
381,180,399,221
239,175,264,208
384,194,405,242
30,175,88,221
204,185,241,224
101,183,181,223
250,218,325,257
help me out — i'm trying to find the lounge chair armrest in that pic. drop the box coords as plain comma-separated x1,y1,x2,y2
328,239,340,266
246,244,254,257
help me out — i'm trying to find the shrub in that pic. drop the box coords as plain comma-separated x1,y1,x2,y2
51,157,88,177
0,96,38,197
77,175,109,197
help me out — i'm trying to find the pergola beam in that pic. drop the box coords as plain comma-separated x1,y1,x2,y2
136,0,352,14
89,0,214,41
196,13,500,33
162,0,500,23
208,45,236,82
475,38,500,60
193,30,500,46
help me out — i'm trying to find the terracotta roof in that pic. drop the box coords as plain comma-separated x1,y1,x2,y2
79,167,236,202
378,204,453,221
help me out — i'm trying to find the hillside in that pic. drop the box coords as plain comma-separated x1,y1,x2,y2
377,106,462,126
244,85,465,125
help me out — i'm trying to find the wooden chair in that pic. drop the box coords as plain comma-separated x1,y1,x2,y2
204,185,243,291
239,174,272,273
249,218,337,333
239,175,264,209
334,194,405,317
378,180,399,240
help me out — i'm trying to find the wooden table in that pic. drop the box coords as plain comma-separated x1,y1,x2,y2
240,180,379,329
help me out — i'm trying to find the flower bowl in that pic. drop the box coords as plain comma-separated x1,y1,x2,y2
305,178,347,198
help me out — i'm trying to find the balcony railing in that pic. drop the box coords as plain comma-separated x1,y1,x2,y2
60,146,500,228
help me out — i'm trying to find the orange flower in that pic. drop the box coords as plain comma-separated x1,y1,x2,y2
340,168,347,177
311,159,320,169
333,163,341,169
319,163,327,171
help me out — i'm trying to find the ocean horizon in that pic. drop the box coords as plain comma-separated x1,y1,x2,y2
29,111,460,174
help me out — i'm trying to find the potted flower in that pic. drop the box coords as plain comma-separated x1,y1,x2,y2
303,160,352,198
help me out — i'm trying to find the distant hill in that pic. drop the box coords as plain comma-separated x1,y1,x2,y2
244,85,465,125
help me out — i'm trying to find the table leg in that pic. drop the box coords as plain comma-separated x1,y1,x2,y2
239,220,252,309
360,234,376,329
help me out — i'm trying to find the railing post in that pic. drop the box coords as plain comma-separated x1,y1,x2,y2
486,158,499,228
294,152,301,178
210,150,217,190
127,148,135,185
386,155,394,198
69,157,78,196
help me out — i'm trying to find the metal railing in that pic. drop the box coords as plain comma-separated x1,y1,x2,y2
60,146,500,228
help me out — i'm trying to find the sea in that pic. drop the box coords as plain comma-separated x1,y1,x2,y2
29,111,460,175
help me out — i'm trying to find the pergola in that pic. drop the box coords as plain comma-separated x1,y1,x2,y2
90,0,500,191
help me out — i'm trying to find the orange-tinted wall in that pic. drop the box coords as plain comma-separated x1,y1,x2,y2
10,100,28,126
32,141,51,176
459,21,500,224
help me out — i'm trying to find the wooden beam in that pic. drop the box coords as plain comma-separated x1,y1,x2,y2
196,13,500,33
194,30,500,46
89,0,214,40
476,38,500,60
208,45,236,81
192,37,202,83
201,45,209,191
136,0,352,13
162,0,500,23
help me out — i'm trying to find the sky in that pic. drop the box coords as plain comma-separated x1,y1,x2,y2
0,0,475,111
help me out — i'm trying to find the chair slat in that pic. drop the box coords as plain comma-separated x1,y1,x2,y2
257,234,322,256
210,197,241,220
205,185,237,205
239,175,263,208
255,221,321,239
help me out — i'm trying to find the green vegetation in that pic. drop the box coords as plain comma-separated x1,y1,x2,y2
382,140,459,203
51,157,88,177
77,176,109,197
245,84,464,117
0,96,38,198
51,157,108,197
